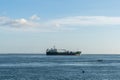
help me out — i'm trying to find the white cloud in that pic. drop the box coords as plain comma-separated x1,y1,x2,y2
49,16,120,26
0,16,39,28
30,14,40,21
1,15,120,32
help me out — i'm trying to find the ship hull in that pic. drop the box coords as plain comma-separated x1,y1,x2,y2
46,52,81,56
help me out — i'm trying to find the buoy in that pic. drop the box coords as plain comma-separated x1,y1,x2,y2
82,70,85,73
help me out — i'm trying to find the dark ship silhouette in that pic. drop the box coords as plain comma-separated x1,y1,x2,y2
46,46,81,55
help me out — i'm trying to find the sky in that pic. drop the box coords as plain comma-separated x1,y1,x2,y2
0,0,120,54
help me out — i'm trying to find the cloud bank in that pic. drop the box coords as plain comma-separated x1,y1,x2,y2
1,15,120,32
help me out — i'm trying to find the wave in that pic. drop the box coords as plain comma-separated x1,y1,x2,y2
0,62,120,67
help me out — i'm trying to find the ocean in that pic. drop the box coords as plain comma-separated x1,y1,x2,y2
0,54,120,80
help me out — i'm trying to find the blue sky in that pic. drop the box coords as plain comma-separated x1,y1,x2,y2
0,0,120,54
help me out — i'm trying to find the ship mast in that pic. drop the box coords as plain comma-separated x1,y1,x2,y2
53,45,56,49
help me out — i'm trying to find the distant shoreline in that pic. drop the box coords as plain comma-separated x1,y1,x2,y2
0,53,120,55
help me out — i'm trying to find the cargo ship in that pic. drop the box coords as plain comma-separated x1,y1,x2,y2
46,46,81,55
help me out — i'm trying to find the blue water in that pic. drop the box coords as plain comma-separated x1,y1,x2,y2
0,54,120,80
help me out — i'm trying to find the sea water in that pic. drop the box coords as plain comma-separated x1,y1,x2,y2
0,54,120,80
